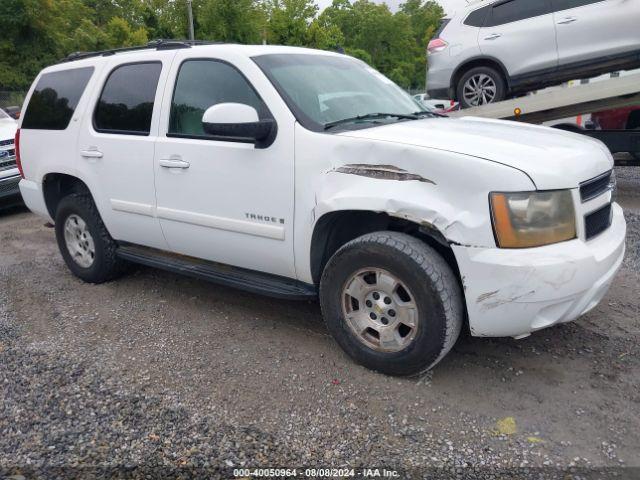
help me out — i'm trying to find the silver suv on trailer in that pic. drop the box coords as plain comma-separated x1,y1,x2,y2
427,0,640,108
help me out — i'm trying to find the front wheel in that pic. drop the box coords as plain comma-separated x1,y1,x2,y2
320,232,464,376
457,66,506,109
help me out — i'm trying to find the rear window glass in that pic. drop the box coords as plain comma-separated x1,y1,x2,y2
22,67,94,130
94,62,162,135
435,18,451,36
487,0,549,26
464,6,490,27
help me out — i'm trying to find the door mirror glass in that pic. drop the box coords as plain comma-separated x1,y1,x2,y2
201,103,276,148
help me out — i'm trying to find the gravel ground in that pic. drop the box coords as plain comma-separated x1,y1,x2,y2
1,167,639,480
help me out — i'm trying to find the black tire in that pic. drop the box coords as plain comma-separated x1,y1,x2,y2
319,232,464,376
55,194,127,284
457,66,506,109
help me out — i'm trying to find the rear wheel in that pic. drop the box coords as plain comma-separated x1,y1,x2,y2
457,66,506,109
320,232,464,376
55,194,127,283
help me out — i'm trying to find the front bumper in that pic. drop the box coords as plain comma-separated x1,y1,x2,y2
453,203,626,338
0,172,21,200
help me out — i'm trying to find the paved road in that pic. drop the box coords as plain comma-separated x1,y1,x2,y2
0,168,638,478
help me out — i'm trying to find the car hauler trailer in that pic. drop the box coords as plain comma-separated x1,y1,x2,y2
448,72,640,166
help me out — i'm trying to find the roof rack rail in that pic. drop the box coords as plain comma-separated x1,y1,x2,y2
60,39,224,63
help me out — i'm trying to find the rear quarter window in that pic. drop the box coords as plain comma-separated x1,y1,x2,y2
435,18,451,36
464,6,491,27
21,67,94,130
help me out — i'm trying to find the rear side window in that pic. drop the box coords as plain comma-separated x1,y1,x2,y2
551,0,603,11
434,18,451,36
22,67,94,130
169,59,269,137
94,62,162,135
487,0,549,27
464,6,491,27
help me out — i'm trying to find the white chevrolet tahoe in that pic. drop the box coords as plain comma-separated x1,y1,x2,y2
17,41,626,376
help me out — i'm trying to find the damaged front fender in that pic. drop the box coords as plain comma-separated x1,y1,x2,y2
292,123,535,283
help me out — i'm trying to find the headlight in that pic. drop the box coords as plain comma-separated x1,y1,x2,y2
490,190,576,248
610,169,617,202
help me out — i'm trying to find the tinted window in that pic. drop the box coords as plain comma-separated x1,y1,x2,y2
552,0,603,11
22,67,94,130
487,0,549,26
464,6,490,27
94,62,162,135
169,60,268,137
435,18,451,36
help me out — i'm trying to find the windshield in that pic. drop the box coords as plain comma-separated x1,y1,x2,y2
253,54,427,132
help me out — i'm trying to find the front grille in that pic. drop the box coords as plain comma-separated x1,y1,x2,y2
0,155,16,171
580,171,612,202
0,138,14,147
585,204,612,240
0,175,21,196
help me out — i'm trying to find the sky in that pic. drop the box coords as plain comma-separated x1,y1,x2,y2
315,0,468,15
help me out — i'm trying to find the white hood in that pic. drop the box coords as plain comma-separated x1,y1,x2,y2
340,116,613,190
0,118,17,142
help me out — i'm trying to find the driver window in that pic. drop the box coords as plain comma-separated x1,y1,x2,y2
169,59,268,137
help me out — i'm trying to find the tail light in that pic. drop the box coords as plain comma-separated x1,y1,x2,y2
427,38,448,54
15,129,24,178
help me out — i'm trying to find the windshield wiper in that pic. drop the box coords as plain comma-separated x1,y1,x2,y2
412,110,445,118
324,112,419,131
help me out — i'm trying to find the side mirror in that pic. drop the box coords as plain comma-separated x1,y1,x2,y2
202,103,276,148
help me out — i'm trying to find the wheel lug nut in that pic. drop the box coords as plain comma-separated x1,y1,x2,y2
384,297,391,305
365,300,373,308
389,310,396,317
370,313,377,320
381,318,389,325
373,292,380,300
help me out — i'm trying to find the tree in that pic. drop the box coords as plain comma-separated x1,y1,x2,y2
320,0,417,87
0,0,447,93
305,19,343,50
400,0,444,88
267,0,318,46
198,0,266,44
104,17,148,48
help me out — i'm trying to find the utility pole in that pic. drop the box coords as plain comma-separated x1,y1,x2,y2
186,0,195,41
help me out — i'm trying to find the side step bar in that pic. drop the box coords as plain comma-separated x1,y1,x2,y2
116,244,317,300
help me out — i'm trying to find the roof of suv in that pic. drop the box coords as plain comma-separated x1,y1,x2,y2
59,40,341,66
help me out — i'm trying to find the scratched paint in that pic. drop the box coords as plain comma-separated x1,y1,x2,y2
332,164,436,184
